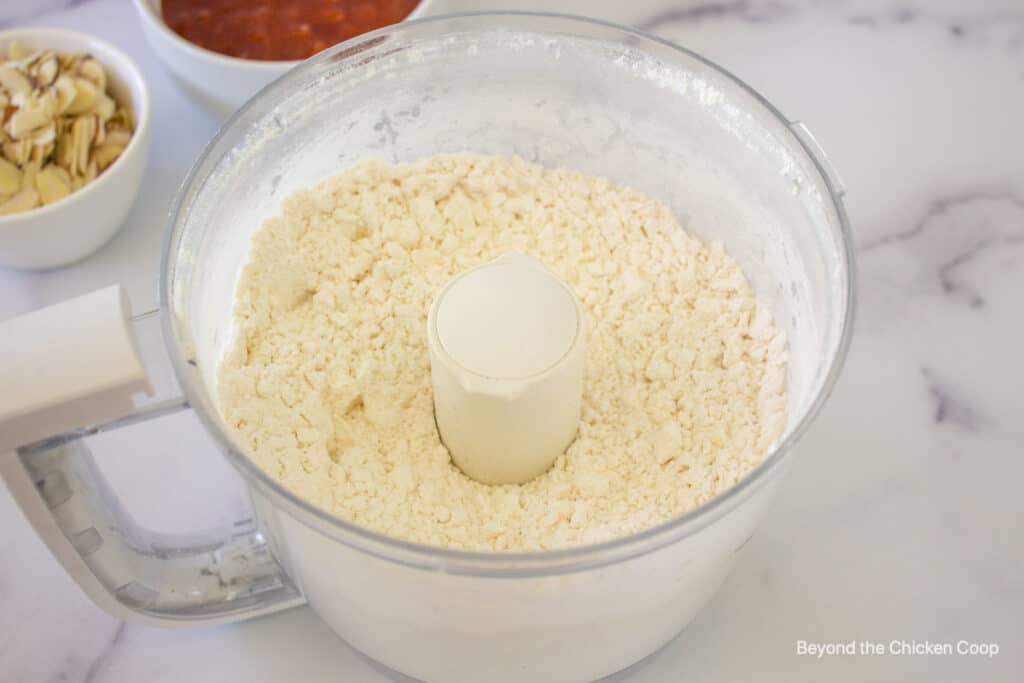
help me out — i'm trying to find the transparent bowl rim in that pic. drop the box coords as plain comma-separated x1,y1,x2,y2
159,11,856,577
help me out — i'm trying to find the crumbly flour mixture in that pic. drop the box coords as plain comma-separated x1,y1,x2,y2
218,154,787,551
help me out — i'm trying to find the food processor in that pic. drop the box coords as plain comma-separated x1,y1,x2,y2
0,13,853,683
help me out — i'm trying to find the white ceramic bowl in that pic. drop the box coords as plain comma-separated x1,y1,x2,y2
0,28,150,270
131,0,432,118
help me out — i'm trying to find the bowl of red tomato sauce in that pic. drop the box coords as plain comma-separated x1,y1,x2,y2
132,0,431,117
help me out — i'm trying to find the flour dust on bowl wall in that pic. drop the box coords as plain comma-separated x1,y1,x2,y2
0,14,852,683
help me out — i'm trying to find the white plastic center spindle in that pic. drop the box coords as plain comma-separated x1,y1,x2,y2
427,254,585,485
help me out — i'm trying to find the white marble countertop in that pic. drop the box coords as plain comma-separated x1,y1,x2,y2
1,0,1021,681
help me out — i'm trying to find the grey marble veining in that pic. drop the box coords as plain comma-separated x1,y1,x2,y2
0,0,1021,681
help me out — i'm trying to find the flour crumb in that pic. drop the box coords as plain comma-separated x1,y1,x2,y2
218,154,787,552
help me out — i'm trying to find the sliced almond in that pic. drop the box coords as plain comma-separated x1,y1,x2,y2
83,158,98,184
77,58,107,92
104,128,132,148
51,164,72,187
36,165,71,205
31,121,56,147
34,55,60,88
0,186,40,215
70,114,97,176
41,92,57,119
5,92,56,138
5,104,50,140
51,74,77,114
29,141,54,164
93,142,125,171
93,116,106,146
54,124,72,169
0,64,31,96
2,139,30,166
10,48,43,71
20,159,40,191
64,77,99,116
58,51,77,67
94,92,115,123
0,157,21,194
108,107,133,131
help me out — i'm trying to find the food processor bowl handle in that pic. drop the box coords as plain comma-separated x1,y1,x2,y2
0,286,306,627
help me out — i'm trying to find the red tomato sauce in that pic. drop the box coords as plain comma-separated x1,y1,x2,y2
161,0,421,61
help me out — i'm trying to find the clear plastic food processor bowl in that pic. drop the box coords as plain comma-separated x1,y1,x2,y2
4,13,853,683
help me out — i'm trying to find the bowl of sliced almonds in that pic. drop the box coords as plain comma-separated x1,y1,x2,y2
0,28,149,269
